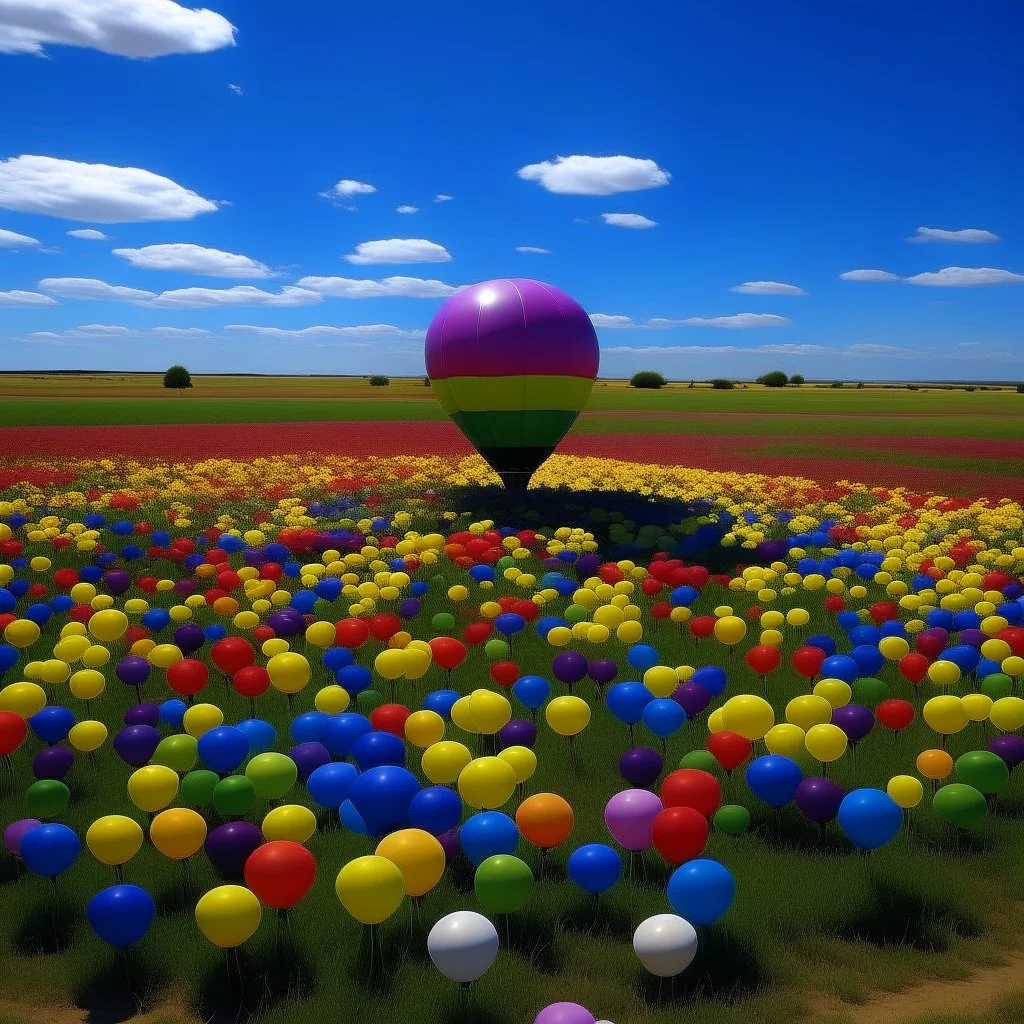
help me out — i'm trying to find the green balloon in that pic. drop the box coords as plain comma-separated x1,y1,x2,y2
244,752,297,800
497,556,516,570
982,673,1014,701
26,779,70,818
713,804,751,838
955,751,1009,795
474,854,534,914
356,689,383,712
181,769,219,807
484,638,510,660
214,775,258,816
851,677,889,708
564,604,590,624
679,750,719,774
432,612,457,633
933,783,987,829
152,734,198,773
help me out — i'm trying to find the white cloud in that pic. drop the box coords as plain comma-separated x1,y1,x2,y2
69,324,136,337
515,245,550,254
297,275,462,299
0,227,40,247
395,205,419,215
150,326,209,336
0,289,57,306
39,277,156,301
957,341,981,348
907,227,999,244
517,155,670,196
839,269,902,282
112,242,272,278
605,343,827,355
433,194,453,203
602,213,657,229
844,343,916,356
0,155,219,223
648,313,791,329
149,285,322,308
0,0,235,57
224,324,425,339
589,314,635,328
227,83,244,96
332,179,376,197
904,266,1024,287
344,238,452,264
731,280,807,296
66,228,108,240
24,331,62,341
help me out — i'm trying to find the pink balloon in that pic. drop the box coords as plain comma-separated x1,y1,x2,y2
604,788,663,852
535,1004,596,1024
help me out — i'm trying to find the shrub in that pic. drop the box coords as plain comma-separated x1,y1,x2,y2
831,380,843,388
163,365,192,389
789,374,805,385
423,377,432,386
369,375,390,387
630,370,667,389
756,370,789,387
687,380,695,389
856,381,864,389
907,383,920,391
709,378,735,390
964,385,976,392
1017,384,1024,394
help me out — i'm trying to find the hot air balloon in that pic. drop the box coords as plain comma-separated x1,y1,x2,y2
425,279,600,489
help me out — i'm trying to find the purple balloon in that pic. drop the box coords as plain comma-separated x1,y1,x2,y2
619,746,663,788
124,703,160,728
795,777,845,823
499,719,537,750
988,734,1024,770
32,744,74,780
754,539,788,564
4,818,41,856
957,628,986,648
289,741,331,782
113,724,161,767
173,624,205,653
587,658,618,686
437,827,460,863
172,579,196,597
604,788,662,852
552,651,588,684
542,557,562,571
268,609,303,637
672,682,712,717
576,554,601,577
103,570,132,595
1004,582,1023,600
204,821,263,878
534,1004,596,1024
832,704,875,743
115,656,151,687
398,598,421,619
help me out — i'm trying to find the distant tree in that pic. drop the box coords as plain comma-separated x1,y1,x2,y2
906,383,920,391
789,373,805,385
163,365,192,389
630,370,667,389
1017,383,1024,394
424,376,432,386
964,384,976,392
687,380,695,389
709,378,735,390
831,380,843,388
756,370,789,387
856,381,864,389
369,375,390,387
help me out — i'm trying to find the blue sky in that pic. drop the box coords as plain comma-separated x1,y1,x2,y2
0,0,1021,380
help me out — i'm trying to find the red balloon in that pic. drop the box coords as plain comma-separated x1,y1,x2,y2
335,618,370,649
641,578,663,597
915,633,945,660
689,616,716,640
368,614,401,643
166,658,209,697
651,601,672,620
746,644,781,676
869,602,900,626
792,645,826,680
210,637,255,675
0,710,28,756
511,599,539,622
651,806,709,864
244,841,316,910
371,703,411,737
490,661,520,688
706,731,753,773
123,625,150,646
251,625,275,644
660,769,722,818
233,665,270,698
876,699,915,731
898,652,930,685
464,622,493,645
1000,627,1024,657
428,637,466,671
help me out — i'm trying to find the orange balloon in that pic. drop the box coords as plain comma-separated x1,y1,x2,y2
916,748,954,781
514,792,574,850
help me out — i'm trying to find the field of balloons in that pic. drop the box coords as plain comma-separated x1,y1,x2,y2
2,446,1024,1024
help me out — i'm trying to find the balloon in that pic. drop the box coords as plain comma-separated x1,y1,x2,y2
497,743,537,783
150,808,207,860
606,682,653,726
887,775,924,809
245,840,316,910
0,681,47,717
988,734,1024,770
88,608,128,642
29,706,75,745
422,740,473,784
128,765,178,813
794,777,845,823
877,699,915,732
633,914,698,977
534,1005,596,1024
619,747,663,788
712,804,750,837
307,761,358,809
429,636,467,672
923,695,969,736
181,769,220,807
604,788,662,851
87,884,155,947
195,884,263,948
641,697,685,738
722,694,774,741
469,690,513,734
546,695,591,737
233,666,270,699
167,659,209,697
198,726,250,774
933,783,987,828
352,730,406,770
335,854,404,924
516,793,574,849
460,811,519,865
267,652,310,694
20,823,80,877
786,694,832,731
213,775,258,817
473,854,535,915
183,703,224,738
990,697,1024,732
4,818,41,857
262,804,317,844
152,733,198,773
916,748,954,781
409,785,462,836
566,843,622,895
745,755,803,807
113,724,161,767
376,828,446,897
898,652,930,685
405,709,446,748
837,788,903,849
792,645,826,680
667,858,735,924
211,637,255,675
315,684,350,715
348,765,420,837
458,756,517,809
804,724,848,764
832,704,874,743
652,806,708,864
205,821,263,878
955,751,1009,795
245,752,297,800
26,779,70,818
427,910,500,983
660,769,721,818
706,731,752,773
86,815,144,867
764,723,805,757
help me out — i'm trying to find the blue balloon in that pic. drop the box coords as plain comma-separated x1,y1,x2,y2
197,726,250,773
668,859,735,925
850,645,885,676
336,664,373,695
745,755,803,807
29,706,76,745
409,785,462,836
339,799,369,835
690,665,727,696
838,788,903,850
20,823,80,878
879,620,906,638
141,608,171,632
820,655,858,684
641,698,686,738
977,657,1002,679
535,615,568,639
512,675,550,711
323,647,354,673
469,565,495,583
567,843,622,894
423,689,461,719
835,611,862,631
347,765,420,837
307,761,358,808
927,609,955,630
204,624,227,643
806,634,838,656
290,590,319,614
314,578,343,601
159,699,187,728
607,682,654,726
669,586,699,607
351,730,406,770
26,603,52,625
320,712,372,756
848,625,882,646
0,590,16,614
290,711,329,744
460,811,519,865
0,643,19,673
494,612,526,637
626,645,660,671
236,718,276,753
87,884,155,947
943,645,981,672
952,610,982,631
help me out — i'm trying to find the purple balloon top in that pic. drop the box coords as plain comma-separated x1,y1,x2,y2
425,279,599,379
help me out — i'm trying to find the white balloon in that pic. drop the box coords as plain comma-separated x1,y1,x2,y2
633,913,698,977
427,910,499,983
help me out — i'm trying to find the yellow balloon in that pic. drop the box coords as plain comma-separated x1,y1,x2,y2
0,681,46,717
183,703,224,738
53,636,90,663
69,669,105,701
450,695,480,734
545,695,591,737
643,665,678,698
707,707,726,734
961,693,993,723
498,744,537,783
402,646,432,680
69,720,107,752
785,694,833,731
615,620,643,644
714,615,747,646
927,660,961,687
923,695,969,735
87,815,144,866
4,619,40,649
404,709,445,749
1002,656,1024,679
469,689,512,735
374,648,406,681
81,644,110,668
305,621,336,648
980,638,1011,662
150,808,207,860
267,652,310,694
195,885,262,948
335,855,405,925
375,828,445,897
148,644,183,669
812,679,851,709
990,696,1024,732
722,694,774,740
457,756,517,809
88,609,128,643
315,684,350,715
421,740,473,784
262,638,290,658
887,775,923,810
128,765,179,813
879,636,910,661
39,659,69,685
786,608,810,628
764,723,805,757
262,804,317,844
804,723,848,763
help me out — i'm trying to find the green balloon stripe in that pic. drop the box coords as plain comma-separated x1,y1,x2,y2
431,374,593,415
451,409,581,448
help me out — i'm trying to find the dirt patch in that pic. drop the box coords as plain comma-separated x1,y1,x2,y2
0,987,199,1024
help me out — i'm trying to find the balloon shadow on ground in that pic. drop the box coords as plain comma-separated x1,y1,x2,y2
837,882,983,951
908,822,996,857
154,874,202,916
561,895,635,942
752,809,852,856
0,853,24,885
504,909,564,975
438,1000,501,1024
13,895,77,954
74,949,170,1024
636,926,766,1005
